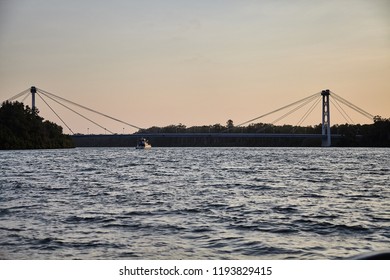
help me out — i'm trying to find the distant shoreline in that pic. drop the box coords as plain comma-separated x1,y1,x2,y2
70,134,389,148
2,101,389,149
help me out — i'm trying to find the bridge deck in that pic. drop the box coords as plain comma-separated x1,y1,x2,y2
72,133,342,139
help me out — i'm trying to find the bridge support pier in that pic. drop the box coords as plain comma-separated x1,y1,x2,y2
30,86,36,111
321,89,331,147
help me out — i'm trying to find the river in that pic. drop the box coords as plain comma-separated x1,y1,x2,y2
0,147,389,259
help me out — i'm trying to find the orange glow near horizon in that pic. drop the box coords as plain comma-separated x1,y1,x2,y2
1,1,389,134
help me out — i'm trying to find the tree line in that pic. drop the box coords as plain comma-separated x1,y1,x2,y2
0,101,74,149
135,118,390,147
1,100,388,148
74,118,389,147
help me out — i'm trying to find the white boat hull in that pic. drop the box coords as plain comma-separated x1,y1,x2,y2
136,138,151,149
136,145,151,149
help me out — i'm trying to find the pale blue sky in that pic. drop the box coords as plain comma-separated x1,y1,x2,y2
1,0,389,133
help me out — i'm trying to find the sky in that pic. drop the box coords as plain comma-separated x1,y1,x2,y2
0,0,389,134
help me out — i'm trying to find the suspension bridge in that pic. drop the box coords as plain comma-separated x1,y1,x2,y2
5,86,374,147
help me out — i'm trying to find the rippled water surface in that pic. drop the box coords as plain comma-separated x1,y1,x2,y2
0,147,389,259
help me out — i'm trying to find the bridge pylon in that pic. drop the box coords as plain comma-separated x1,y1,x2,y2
321,89,331,147
30,86,37,111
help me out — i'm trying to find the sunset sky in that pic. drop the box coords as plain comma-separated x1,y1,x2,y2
1,0,389,134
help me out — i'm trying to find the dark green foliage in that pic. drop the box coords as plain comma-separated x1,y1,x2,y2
0,101,74,149
136,118,389,147
73,118,389,147
332,116,390,147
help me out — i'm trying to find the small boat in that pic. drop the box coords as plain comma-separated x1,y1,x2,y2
136,138,151,149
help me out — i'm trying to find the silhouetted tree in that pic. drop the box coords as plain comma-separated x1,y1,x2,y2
128,116,390,147
0,101,74,149
226,119,234,129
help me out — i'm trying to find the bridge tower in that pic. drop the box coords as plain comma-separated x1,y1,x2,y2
321,89,331,147
30,86,37,111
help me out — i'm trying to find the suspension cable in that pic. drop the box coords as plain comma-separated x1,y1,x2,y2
295,96,322,128
269,93,320,126
6,89,30,102
21,92,31,103
255,94,320,133
37,88,144,130
234,91,322,128
330,98,354,124
36,92,75,134
331,92,374,121
5,87,375,134
38,90,114,134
